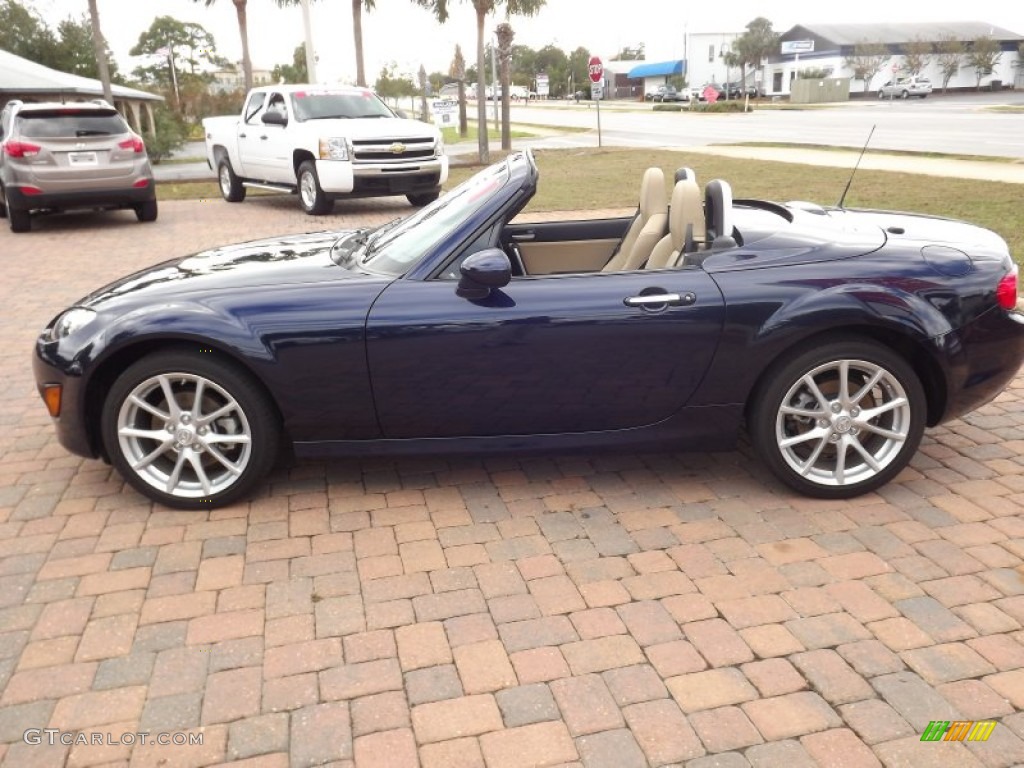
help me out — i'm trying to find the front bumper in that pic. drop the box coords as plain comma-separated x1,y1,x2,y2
7,183,156,212
316,156,448,196
33,339,97,459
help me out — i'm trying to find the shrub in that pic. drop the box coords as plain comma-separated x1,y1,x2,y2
143,104,188,164
689,101,748,113
653,103,684,112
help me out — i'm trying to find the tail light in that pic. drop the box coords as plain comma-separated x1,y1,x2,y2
3,141,41,158
118,136,145,153
996,265,1018,310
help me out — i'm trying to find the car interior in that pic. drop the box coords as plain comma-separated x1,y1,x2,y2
493,167,739,277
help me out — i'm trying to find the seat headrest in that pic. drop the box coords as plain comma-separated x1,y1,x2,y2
638,167,667,218
705,179,733,241
674,167,696,184
668,177,702,252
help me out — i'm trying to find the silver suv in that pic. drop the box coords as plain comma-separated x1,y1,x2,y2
0,100,157,233
878,76,932,99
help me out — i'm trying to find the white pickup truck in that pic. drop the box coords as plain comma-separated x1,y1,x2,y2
203,84,448,214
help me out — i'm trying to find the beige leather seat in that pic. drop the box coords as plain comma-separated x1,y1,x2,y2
602,167,668,272
645,175,706,270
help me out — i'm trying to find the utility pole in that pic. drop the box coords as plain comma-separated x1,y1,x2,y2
490,38,499,134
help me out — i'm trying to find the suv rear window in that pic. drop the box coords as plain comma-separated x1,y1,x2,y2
16,110,128,138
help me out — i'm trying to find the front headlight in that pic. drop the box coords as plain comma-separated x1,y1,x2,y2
319,138,350,161
435,134,445,156
46,308,96,341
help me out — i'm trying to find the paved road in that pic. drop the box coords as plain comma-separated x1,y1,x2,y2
1,199,1024,767
503,94,1024,159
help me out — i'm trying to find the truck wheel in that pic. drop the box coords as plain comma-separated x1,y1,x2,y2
218,159,246,203
0,184,7,218
298,161,334,215
407,191,440,207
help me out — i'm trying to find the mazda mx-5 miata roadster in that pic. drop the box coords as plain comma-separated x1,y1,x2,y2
34,150,1024,509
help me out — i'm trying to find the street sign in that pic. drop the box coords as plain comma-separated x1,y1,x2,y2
588,56,603,84
591,84,604,100
536,73,549,97
430,99,458,127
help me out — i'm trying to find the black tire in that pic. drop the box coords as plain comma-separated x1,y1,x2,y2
0,184,7,218
901,90,909,99
749,339,926,499
407,190,440,207
217,158,246,203
297,160,333,215
8,204,30,233
135,199,158,222
101,350,279,510
878,90,886,99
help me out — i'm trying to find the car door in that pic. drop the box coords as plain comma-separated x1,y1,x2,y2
365,267,725,439
240,91,290,182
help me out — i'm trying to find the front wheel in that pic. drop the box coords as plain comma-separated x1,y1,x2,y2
407,190,440,207
750,340,925,499
901,90,910,99
297,161,333,215
101,350,279,509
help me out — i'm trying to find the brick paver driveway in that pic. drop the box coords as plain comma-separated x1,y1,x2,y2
1,197,1023,768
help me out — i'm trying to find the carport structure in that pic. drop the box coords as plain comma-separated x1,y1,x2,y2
0,48,162,134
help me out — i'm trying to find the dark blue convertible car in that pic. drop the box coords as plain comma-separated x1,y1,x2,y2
34,150,1024,508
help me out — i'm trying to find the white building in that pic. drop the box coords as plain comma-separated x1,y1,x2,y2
769,21,1023,96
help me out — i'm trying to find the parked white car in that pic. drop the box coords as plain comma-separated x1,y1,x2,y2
203,84,448,214
878,76,932,99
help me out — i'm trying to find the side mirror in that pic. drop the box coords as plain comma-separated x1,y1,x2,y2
394,108,408,119
261,111,287,126
457,248,511,299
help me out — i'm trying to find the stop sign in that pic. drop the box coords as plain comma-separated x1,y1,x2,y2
588,56,603,84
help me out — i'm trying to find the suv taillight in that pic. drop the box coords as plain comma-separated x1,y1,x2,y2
997,265,1019,310
3,141,41,158
118,136,145,153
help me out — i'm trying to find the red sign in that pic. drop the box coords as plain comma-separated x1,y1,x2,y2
588,56,603,84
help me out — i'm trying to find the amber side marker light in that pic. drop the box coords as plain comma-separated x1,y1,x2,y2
42,384,62,418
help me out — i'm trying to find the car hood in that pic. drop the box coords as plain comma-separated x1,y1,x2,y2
77,230,374,311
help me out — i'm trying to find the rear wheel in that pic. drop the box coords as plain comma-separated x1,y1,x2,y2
218,158,246,203
8,204,30,233
135,199,158,222
750,340,925,499
101,350,279,509
0,184,7,218
407,190,440,207
298,161,333,215
901,90,910,99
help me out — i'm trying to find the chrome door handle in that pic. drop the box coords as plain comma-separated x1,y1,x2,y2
511,233,535,241
260,135,269,141
239,132,247,138
623,292,696,307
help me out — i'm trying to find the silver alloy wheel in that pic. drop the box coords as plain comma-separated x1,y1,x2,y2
299,169,317,210
774,358,912,488
116,372,253,499
219,164,233,197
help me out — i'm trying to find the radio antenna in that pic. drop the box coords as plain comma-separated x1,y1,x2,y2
837,124,876,209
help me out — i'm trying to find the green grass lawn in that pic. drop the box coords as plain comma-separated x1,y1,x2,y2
159,146,1024,263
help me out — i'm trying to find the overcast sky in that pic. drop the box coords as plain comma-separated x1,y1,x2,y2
25,0,1024,84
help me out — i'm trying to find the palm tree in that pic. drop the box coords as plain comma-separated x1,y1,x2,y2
194,0,253,91
418,0,544,163
86,0,113,103
352,0,374,86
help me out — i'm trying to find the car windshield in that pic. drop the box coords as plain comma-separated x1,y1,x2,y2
16,110,126,138
353,162,512,276
290,90,394,121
